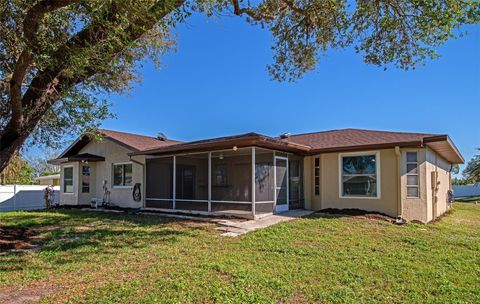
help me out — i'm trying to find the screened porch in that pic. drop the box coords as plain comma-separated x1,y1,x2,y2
144,147,304,219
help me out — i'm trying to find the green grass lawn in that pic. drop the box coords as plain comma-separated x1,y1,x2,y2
1,203,479,303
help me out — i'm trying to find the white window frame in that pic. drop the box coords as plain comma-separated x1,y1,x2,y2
338,151,381,199
112,162,133,188
406,151,420,198
63,165,74,194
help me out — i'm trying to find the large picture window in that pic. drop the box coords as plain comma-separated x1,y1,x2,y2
113,163,133,187
340,152,379,198
63,166,74,193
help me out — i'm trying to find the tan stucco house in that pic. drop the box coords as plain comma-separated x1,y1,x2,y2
49,128,464,223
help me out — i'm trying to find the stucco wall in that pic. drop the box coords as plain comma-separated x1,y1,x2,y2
302,147,453,223
59,139,145,208
309,149,399,218
426,148,452,221
81,140,145,208
401,149,429,223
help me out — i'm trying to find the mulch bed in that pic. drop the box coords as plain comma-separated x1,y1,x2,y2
0,226,40,252
317,208,395,223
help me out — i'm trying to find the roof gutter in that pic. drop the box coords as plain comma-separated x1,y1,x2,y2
307,140,423,155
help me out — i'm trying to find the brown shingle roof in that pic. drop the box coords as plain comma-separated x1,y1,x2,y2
98,129,181,151
282,128,438,152
130,132,311,156
53,128,463,164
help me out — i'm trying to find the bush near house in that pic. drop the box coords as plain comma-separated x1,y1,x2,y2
0,203,479,303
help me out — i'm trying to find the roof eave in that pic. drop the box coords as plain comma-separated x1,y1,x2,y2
48,154,106,165
306,140,424,155
129,135,311,156
423,135,465,164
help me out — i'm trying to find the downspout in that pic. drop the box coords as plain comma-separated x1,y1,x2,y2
395,146,404,221
129,155,145,208
432,152,439,220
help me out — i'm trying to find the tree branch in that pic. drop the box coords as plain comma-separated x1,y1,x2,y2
231,0,268,21
23,0,80,48
8,0,80,130
21,0,185,128
231,0,306,21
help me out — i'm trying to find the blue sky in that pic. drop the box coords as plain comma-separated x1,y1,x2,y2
94,14,479,173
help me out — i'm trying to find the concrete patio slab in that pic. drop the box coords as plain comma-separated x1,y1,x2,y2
216,209,314,237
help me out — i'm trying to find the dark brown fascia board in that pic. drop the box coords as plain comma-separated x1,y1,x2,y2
57,135,90,158
48,154,106,165
129,135,311,156
50,132,136,164
47,157,68,165
57,132,137,160
130,133,264,155
306,140,424,155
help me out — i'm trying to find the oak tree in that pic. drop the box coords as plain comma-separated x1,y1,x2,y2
1,0,478,172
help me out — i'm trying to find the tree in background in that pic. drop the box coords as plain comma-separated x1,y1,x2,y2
27,150,60,178
452,177,471,186
463,149,480,183
0,152,34,184
1,1,479,173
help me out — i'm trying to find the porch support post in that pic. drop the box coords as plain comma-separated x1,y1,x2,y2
273,153,277,211
173,155,176,210
252,147,256,218
208,152,212,212
286,155,289,210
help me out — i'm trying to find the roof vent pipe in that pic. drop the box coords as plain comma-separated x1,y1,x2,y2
157,132,167,141
280,133,291,139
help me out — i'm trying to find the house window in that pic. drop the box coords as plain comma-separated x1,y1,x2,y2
406,152,419,198
63,166,74,193
214,165,227,186
82,165,90,193
113,163,133,187
340,152,379,198
314,157,320,195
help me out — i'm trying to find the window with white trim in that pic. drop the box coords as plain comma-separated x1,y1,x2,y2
340,153,379,197
81,165,90,193
314,158,320,195
406,152,419,198
113,163,133,187
63,166,74,193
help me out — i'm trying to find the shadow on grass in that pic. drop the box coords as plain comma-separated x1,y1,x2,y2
0,209,207,274
0,208,207,229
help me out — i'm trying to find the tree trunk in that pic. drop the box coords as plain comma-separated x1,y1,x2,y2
0,129,28,173
0,0,186,174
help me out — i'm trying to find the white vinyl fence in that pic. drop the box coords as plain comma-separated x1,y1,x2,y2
0,185,60,212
